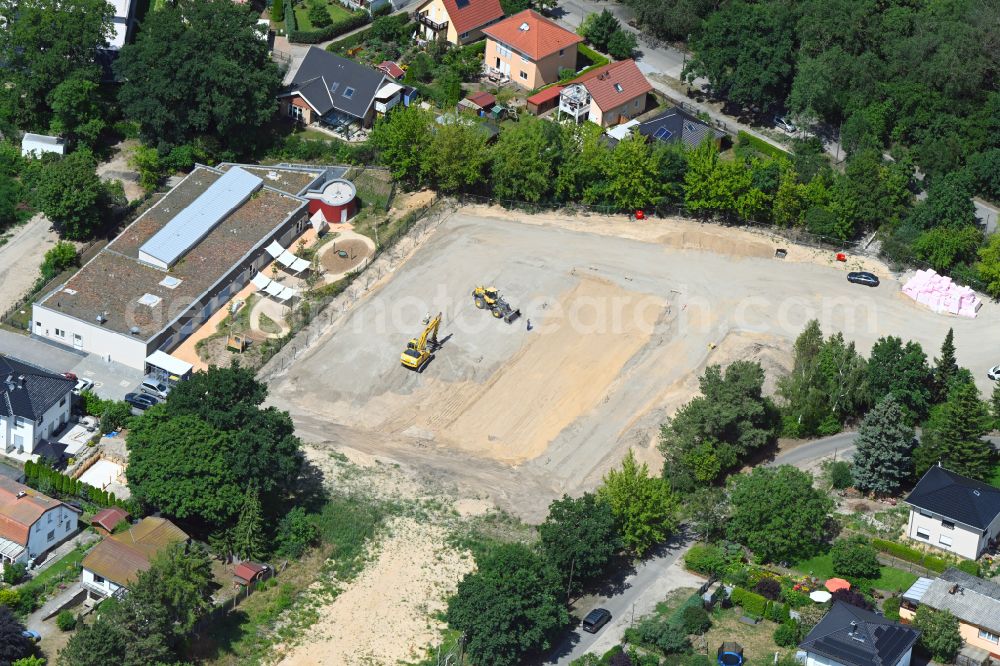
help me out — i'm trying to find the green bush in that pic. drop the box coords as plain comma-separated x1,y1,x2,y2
307,0,332,28
782,587,811,608
39,241,79,282
766,602,791,623
774,621,800,647
826,460,853,489
56,610,77,631
956,559,980,576
626,616,691,655
832,536,881,579
737,131,791,160
684,544,727,577
730,587,767,618
2,561,27,584
680,604,712,635
872,538,949,573
0,588,20,609
883,596,902,621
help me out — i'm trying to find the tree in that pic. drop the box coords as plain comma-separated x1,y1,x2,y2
233,485,267,561
48,73,106,147
538,493,619,598
977,233,1000,298
490,117,556,203
913,225,983,273
684,486,729,541
115,0,280,154
141,543,214,635
992,383,1000,431
371,103,432,186
0,0,114,129
584,10,620,52
913,607,962,663
607,30,638,60
727,465,833,563
831,535,880,580
307,0,332,28
684,1,796,113
446,543,568,666
275,506,319,558
0,605,32,666
0,175,24,231
25,152,105,239
914,382,994,480
851,396,915,497
598,450,680,556
660,361,780,491
39,241,79,281
603,134,662,210
933,329,960,403
866,336,933,423
422,120,489,193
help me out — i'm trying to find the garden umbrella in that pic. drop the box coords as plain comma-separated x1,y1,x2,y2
824,578,851,593
809,590,832,603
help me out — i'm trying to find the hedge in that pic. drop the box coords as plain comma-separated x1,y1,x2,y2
730,587,767,619
667,593,705,628
872,538,949,573
737,131,791,159
578,43,609,69
284,0,297,32
883,596,902,621
288,7,370,43
327,19,418,53
23,460,136,514
685,544,727,577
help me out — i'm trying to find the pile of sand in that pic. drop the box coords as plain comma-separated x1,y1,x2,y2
276,518,474,666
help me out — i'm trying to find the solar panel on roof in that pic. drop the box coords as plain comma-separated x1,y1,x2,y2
653,127,673,141
138,167,263,270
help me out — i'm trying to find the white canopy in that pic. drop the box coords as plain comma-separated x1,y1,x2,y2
0,536,25,562
145,350,193,378
276,286,298,302
809,590,832,603
251,273,272,290
310,209,328,232
277,250,310,273
264,281,284,297
376,82,404,99
265,240,285,259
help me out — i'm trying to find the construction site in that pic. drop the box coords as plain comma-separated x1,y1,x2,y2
267,206,1000,522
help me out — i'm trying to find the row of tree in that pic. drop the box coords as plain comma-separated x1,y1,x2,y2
22,460,130,513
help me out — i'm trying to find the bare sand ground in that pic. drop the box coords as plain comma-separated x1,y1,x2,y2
0,214,61,313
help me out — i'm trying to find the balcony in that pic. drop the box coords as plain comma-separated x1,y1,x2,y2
416,12,448,31
558,84,590,122
82,580,111,599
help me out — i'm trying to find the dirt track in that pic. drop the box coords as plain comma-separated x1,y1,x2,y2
268,209,1000,522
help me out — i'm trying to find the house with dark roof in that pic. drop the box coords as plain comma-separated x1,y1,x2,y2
483,10,582,89
904,464,1000,559
413,0,503,45
81,516,189,603
0,476,78,566
799,601,920,666
277,47,399,128
557,59,652,127
0,356,74,458
901,569,1000,658
636,106,726,149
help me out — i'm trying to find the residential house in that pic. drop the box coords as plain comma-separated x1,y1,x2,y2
635,106,726,149
901,569,1000,658
277,47,399,128
413,0,503,45
0,476,79,566
798,601,920,666
107,0,138,49
903,464,1000,560
557,59,651,127
81,516,189,603
483,10,582,89
0,356,74,457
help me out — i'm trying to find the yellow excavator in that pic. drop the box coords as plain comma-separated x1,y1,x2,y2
400,312,442,371
472,286,521,324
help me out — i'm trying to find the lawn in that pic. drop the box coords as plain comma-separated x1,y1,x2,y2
792,553,917,593
293,2,353,31
989,462,1000,489
704,607,786,664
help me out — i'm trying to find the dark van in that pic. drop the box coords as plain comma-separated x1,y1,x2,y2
582,608,612,633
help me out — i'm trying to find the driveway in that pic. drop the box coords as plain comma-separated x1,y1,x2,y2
545,534,699,664
0,329,143,401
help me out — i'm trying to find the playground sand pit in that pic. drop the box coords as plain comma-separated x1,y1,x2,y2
319,237,372,274
78,459,124,489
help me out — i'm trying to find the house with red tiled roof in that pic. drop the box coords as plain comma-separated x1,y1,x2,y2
558,59,652,127
413,0,503,45
483,10,582,89
0,476,78,567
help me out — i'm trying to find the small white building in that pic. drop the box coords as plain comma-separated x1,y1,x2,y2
0,356,74,457
904,464,1000,560
81,517,189,602
20,133,65,159
798,601,920,666
0,476,78,566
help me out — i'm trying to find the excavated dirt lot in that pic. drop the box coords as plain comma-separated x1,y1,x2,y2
269,209,1000,522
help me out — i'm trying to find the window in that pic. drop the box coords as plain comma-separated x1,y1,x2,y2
614,83,623,93
520,71,528,80
460,31,469,39
13,434,23,449
288,104,303,121
559,48,564,55
94,574,105,584
35,523,40,533
942,520,955,530
939,534,953,547
47,530,54,542
520,54,528,63
343,87,355,98
35,321,41,329
48,513,52,523
55,328,65,337
635,99,640,108
916,528,930,539
497,44,511,58
979,629,999,644
59,396,66,406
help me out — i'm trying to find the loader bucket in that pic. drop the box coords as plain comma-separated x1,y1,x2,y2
504,308,521,324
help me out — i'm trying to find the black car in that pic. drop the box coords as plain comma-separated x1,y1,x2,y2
847,271,880,287
124,392,159,410
582,608,612,633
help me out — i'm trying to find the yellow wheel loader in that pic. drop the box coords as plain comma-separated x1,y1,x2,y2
472,286,521,324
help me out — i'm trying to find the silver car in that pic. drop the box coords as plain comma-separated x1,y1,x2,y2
988,365,1000,381
775,115,797,133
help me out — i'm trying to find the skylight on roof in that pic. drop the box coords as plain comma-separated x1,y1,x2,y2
344,87,355,98
159,276,182,289
519,22,529,30
613,83,623,93
653,127,673,141
138,293,162,307
330,82,340,93
456,0,469,7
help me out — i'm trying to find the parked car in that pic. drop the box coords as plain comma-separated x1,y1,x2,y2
774,115,797,133
22,629,41,643
124,392,158,411
988,365,1000,381
138,376,170,399
582,608,612,633
847,271,880,287
73,378,94,394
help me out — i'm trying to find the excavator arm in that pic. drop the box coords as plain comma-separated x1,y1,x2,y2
415,313,441,351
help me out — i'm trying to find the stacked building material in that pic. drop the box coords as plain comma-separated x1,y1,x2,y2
901,269,982,318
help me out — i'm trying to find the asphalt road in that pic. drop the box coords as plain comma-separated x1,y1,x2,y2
771,431,1000,470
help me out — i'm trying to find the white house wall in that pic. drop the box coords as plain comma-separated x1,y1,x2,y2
34,394,71,453
31,305,149,370
907,509,982,560
24,505,77,563
82,567,124,598
806,647,912,666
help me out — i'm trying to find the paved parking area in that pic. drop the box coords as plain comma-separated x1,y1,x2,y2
0,330,143,401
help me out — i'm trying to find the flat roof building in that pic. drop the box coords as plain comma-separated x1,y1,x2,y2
32,163,348,370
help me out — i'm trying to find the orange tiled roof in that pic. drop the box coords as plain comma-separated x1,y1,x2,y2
0,477,64,546
573,59,652,112
420,0,504,36
483,10,582,61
